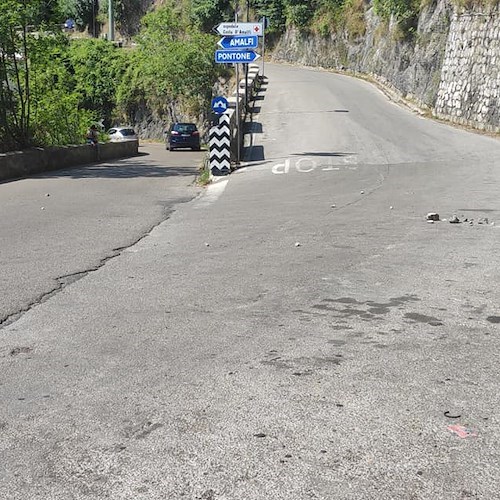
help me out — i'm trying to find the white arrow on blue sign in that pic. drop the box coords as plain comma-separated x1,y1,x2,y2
217,35,258,50
211,96,229,114
215,50,260,64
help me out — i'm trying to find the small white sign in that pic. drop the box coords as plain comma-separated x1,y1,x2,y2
216,22,263,37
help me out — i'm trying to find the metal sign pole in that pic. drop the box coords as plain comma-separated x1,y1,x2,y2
235,2,240,165
108,0,114,41
236,62,240,164
262,18,266,78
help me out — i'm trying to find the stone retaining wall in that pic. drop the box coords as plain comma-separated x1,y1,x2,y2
435,7,500,130
0,141,139,183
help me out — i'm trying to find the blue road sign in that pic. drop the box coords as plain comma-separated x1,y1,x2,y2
211,96,229,114
215,50,260,64
218,35,258,50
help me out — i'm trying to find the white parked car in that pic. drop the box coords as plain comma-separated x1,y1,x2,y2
108,127,138,142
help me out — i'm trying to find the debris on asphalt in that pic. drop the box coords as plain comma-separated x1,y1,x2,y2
360,190,365,194
426,212,440,221
449,215,460,224
331,204,336,208
41,207,45,210
447,424,477,439
295,242,301,247
204,242,210,247
390,206,393,210
478,217,489,224
427,220,434,224
486,316,500,323
444,411,461,419
254,433,267,438
45,193,50,197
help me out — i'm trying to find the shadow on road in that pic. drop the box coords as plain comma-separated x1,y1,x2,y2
35,155,199,180
291,152,356,157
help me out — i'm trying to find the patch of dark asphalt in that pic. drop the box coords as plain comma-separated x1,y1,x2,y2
404,312,444,326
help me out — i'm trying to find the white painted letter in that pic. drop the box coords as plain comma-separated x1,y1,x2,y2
272,159,290,174
296,158,316,173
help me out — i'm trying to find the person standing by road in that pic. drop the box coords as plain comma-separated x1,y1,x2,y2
86,125,99,145
86,124,100,160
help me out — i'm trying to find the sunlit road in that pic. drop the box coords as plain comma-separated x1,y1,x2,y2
0,144,203,326
1,64,500,499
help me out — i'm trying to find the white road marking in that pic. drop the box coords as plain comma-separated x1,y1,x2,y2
271,157,358,175
195,179,228,208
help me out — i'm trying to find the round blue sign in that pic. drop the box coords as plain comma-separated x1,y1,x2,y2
211,96,229,114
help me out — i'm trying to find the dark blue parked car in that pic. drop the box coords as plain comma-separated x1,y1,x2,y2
167,123,201,151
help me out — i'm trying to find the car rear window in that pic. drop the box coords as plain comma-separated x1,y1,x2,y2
120,129,136,136
173,123,197,133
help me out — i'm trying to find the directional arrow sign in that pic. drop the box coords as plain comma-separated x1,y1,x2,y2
215,50,261,63
216,22,263,37
218,35,258,49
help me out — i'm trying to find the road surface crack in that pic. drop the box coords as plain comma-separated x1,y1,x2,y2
0,213,180,330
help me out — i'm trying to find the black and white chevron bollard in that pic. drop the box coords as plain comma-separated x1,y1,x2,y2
209,114,231,176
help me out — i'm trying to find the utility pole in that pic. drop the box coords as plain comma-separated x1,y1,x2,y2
108,0,115,41
235,0,240,164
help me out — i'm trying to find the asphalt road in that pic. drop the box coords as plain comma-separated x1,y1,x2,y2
0,144,204,325
1,63,500,499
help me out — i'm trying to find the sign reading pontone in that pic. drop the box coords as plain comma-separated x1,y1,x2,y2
215,50,261,63
216,22,263,37
217,35,258,50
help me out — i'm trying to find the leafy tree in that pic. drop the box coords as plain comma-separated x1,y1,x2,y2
0,0,113,151
117,3,227,120
0,0,38,149
284,0,313,28
191,0,233,32
252,0,286,32
115,0,145,37
29,34,97,145
57,0,99,35
67,39,126,127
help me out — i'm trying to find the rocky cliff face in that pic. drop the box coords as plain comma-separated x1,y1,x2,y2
272,0,500,132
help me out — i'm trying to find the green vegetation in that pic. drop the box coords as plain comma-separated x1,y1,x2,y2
372,0,419,37
6,0,479,153
251,0,421,38
116,3,226,121
0,0,228,152
197,157,212,185
191,0,234,32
